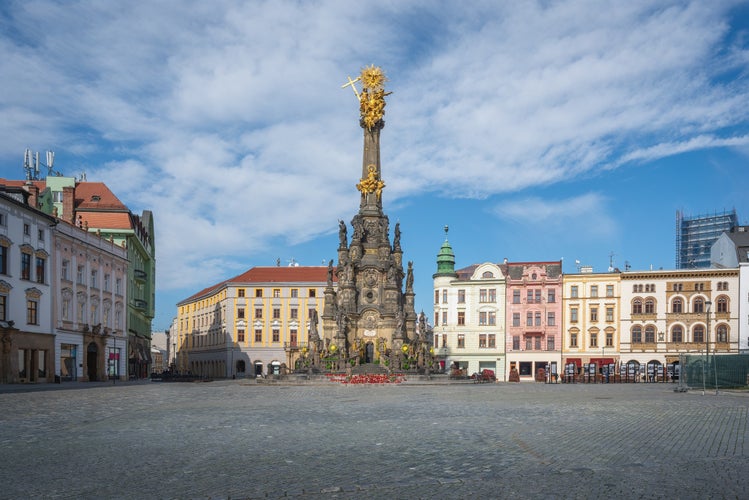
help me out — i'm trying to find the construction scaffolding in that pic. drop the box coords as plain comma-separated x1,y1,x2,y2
675,209,737,268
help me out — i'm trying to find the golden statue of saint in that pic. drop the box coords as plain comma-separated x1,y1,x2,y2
357,165,385,199
342,65,391,130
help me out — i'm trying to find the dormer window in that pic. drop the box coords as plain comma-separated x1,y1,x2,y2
91,195,101,202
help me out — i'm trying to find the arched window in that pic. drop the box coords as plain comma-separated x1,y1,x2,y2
632,298,642,314
671,325,683,343
482,271,494,278
645,325,655,343
717,325,728,343
672,298,683,314
644,299,655,314
717,296,728,313
693,297,704,314
693,325,704,344
632,325,642,343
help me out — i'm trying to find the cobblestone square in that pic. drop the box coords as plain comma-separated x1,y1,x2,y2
1,380,747,499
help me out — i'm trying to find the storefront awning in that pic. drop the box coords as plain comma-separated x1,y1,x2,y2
589,358,616,365
565,358,582,367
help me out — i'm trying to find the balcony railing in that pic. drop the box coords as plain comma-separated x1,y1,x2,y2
134,299,147,310
134,269,147,282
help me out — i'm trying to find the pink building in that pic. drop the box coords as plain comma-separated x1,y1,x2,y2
503,261,563,382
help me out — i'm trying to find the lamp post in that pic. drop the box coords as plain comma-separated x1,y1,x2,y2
702,301,712,395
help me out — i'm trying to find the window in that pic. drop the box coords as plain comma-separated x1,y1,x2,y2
590,307,598,322
717,297,727,313
0,245,7,275
0,294,6,321
590,333,598,348
645,326,655,343
632,326,642,343
570,333,578,347
308,308,316,319
434,312,439,326
255,308,263,319
717,325,727,343
693,325,704,344
695,283,704,291
488,311,496,326
290,308,298,319
35,256,45,284
21,252,31,280
489,289,496,302
673,283,683,292
672,325,683,343
570,308,578,323
77,265,84,285
23,223,30,236
104,273,110,291
238,289,245,298
547,289,555,303
693,298,704,314
590,285,598,298
644,299,654,314
273,289,281,298
272,328,280,342
27,299,38,325
532,290,540,303
38,229,44,241
434,290,439,304
237,329,245,342
526,290,533,303
441,311,447,325
606,332,613,347
526,337,532,350
488,334,496,348
457,334,465,348
458,289,465,303
606,307,614,322
457,311,465,326
273,308,280,319
513,290,520,304
672,298,683,314
632,299,642,314
91,270,98,288
512,313,520,327
61,260,69,280
442,290,447,303
526,312,533,326
606,285,614,297
255,289,263,298
291,289,298,298
547,312,555,326
441,334,447,348
254,329,262,342
534,312,541,326
571,286,578,298
479,334,487,348
115,278,122,295
480,289,488,303
237,307,245,319
547,336,555,351
535,337,541,350
309,289,316,298
512,336,520,350
289,329,297,346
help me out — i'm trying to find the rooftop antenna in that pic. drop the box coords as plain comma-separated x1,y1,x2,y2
608,251,615,273
23,148,33,181
625,260,631,271
575,259,581,272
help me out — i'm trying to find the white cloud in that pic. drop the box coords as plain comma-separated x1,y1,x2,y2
1,0,748,309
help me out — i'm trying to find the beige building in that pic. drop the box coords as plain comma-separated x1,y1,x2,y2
620,268,739,380
562,271,621,380
175,266,330,378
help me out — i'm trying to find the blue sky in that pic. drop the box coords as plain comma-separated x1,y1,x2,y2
1,1,749,332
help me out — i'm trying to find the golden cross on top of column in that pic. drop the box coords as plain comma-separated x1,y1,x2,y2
341,75,361,101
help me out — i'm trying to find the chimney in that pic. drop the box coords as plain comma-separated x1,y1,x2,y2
62,186,75,225
26,184,39,208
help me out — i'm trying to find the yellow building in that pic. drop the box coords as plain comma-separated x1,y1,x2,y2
562,271,621,381
175,266,330,378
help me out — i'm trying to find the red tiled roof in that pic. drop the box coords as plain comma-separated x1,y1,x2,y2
75,182,128,210
180,266,335,303
77,212,133,230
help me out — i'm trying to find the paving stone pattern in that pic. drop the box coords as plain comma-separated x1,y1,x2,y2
0,381,747,499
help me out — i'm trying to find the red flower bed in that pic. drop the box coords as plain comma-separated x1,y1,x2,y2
325,373,405,384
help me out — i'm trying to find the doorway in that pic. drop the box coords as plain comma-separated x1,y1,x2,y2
365,342,374,363
87,342,98,381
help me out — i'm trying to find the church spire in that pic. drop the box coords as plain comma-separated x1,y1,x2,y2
434,225,458,278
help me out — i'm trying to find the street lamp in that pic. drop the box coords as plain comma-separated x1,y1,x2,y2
703,300,712,395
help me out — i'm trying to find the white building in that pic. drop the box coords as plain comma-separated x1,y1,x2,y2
53,221,128,382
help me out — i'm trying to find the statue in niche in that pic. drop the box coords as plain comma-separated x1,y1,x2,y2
393,222,401,250
327,259,334,286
